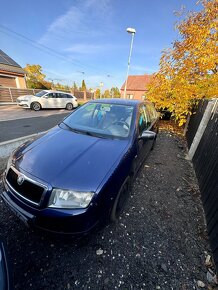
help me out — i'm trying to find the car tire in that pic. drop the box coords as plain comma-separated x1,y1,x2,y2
110,177,131,222
31,102,41,111
151,134,157,150
66,103,73,110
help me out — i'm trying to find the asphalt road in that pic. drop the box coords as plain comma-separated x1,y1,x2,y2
0,105,70,122
0,132,211,290
0,112,70,142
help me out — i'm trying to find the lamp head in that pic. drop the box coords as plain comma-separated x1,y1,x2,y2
126,27,136,34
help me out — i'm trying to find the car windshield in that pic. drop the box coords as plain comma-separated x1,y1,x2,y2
35,90,47,97
62,102,134,139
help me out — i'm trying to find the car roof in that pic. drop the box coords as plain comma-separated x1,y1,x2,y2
42,90,72,94
89,98,150,107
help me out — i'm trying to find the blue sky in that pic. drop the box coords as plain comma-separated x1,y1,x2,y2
0,0,203,90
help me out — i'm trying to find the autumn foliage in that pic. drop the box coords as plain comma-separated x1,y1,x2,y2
147,0,218,126
24,64,51,89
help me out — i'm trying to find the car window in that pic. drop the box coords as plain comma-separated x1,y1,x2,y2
143,106,151,126
56,93,66,98
46,93,56,98
146,103,157,121
62,102,134,139
35,90,47,97
138,105,151,135
57,93,71,98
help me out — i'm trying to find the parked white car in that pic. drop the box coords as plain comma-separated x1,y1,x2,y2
16,90,78,111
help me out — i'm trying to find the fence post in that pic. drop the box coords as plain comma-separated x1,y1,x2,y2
84,91,87,102
183,114,190,136
9,88,14,103
33,89,35,95
188,99,215,160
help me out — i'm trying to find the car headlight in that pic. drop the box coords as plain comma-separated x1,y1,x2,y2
48,189,94,209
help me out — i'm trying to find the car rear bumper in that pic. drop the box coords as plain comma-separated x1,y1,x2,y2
73,101,78,108
1,175,99,235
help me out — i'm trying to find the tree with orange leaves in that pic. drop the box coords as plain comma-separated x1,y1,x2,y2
147,0,218,126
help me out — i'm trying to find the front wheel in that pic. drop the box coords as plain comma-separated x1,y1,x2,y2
31,102,41,111
66,103,73,110
110,177,131,222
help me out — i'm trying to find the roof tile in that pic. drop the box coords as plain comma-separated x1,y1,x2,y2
121,75,153,91
0,50,25,75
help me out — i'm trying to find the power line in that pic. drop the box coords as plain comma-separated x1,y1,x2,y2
0,24,113,77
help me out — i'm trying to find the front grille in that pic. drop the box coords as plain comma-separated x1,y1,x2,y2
6,168,45,204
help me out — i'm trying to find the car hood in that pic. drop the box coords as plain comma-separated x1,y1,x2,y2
17,95,34,100
15,127,130,192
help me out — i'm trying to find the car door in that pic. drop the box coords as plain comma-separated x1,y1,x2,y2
54,93,64,108
135,105,152,171
41,93,57,108
60,93,72,108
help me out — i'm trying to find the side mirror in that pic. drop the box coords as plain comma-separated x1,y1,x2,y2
140,130,156,140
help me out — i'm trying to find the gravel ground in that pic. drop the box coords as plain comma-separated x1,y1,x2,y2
0,131,211,290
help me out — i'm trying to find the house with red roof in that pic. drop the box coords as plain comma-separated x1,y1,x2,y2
120,74,153,100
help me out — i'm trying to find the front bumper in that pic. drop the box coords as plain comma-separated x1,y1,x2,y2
17,101,30,108
1,174,99,235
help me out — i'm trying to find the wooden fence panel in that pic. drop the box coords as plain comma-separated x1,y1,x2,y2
0,88,93,103
0,88,13,102
189,101,218,269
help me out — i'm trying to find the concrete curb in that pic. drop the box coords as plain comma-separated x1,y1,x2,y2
0,102,17,105
0,131,46,158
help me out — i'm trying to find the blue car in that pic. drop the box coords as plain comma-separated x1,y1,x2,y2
1,99,158,234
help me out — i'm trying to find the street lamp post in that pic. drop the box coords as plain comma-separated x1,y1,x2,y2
123,27,136,99
99,82,104,99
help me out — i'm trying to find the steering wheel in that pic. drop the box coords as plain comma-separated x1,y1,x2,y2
113,120,130,129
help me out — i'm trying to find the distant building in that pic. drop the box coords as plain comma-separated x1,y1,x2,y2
0,49,26,89
120,74,153,100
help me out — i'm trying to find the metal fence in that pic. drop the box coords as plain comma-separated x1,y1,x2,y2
187,99,218,269
0,87,94,103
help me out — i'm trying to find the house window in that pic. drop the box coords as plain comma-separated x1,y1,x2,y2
127,94,133,99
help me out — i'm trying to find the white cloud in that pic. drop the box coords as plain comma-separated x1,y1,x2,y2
64,44,106,54
47,7,83,34
38,6,83,44
38,0,112,45
84,0,111,15
64,43,126,55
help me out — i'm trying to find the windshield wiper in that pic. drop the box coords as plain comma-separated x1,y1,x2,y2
61,122,108,139
60,122,81,133
79,130,108,139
